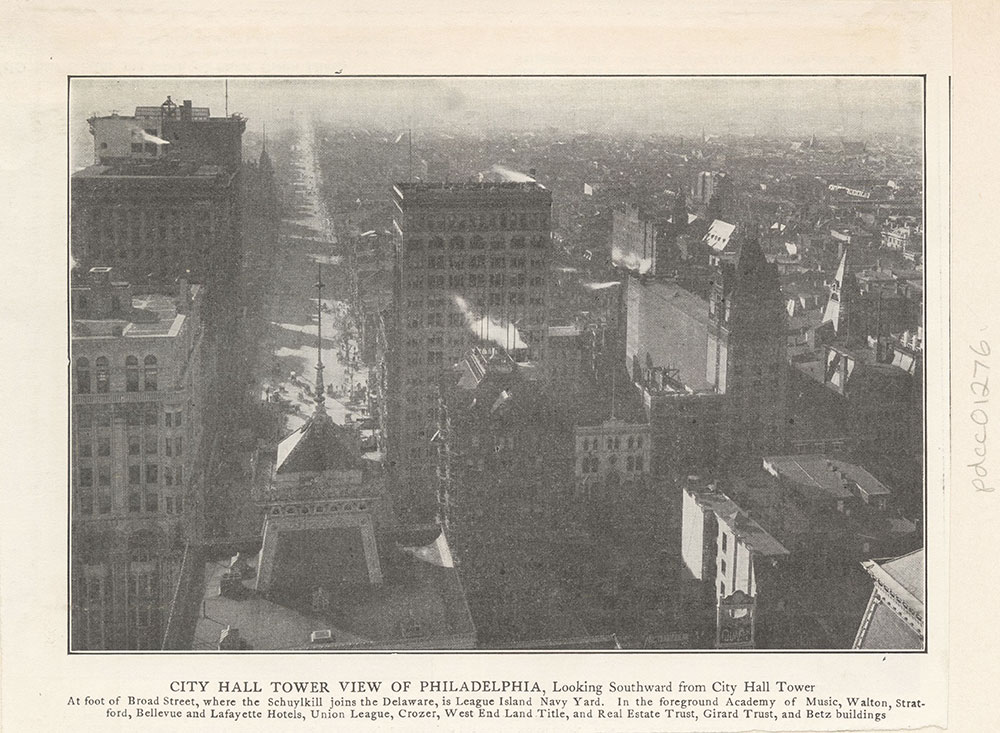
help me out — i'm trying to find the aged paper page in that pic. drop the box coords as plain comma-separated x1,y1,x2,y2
1,1,990,731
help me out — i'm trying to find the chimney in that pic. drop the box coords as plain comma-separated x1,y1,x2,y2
181,99,193,121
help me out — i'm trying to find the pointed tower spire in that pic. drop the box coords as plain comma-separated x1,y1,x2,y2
314,262,326,408
822,247,849,335
259,123,273,172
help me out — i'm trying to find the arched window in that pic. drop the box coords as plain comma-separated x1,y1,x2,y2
449,236,465,251
143,355,157,391
95,357,110,393
76,358,91,394
470,235,485,249
626,456,635,471
125,356,140,392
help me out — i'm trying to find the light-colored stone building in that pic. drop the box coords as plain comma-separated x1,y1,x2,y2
71,266,207,650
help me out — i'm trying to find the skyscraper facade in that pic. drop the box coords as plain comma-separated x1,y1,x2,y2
71,267,207,650
72,99,246,319
706,237,788,459
388,182,553,518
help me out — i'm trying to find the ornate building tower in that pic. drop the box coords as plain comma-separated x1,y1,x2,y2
706,237,787,459
254,270,385,597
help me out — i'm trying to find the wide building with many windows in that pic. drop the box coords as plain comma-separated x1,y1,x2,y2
388,181,553,519
71,266,208,650
71,98,245,324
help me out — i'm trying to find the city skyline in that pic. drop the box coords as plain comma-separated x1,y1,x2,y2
70,76,922,169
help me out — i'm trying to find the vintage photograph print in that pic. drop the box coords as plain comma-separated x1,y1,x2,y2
69,76,924,652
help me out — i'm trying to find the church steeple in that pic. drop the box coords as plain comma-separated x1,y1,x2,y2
822,247,861,346
259,123,273,172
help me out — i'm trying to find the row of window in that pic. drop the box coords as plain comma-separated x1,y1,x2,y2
404,333,468,348
88,242,212,264
416,256,547,274
77,487,184,516
78,435,182,458
76,356,159,394
407,234,548,252
579,435,645,452
76,464,183,488
580,454,645,473
77,572,162,650
80,205,213,224
407,212,549,233
401,350,452,367
75,405,183,429
404,276,545,292
78,207,216,242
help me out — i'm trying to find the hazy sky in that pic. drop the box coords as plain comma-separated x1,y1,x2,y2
70,76,922,164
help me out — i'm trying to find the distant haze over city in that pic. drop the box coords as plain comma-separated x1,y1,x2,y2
71,76,921,168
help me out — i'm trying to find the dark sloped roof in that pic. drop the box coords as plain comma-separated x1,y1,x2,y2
276,410,365,474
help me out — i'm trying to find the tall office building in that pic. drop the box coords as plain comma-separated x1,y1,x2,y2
71,98,245,319
706,237,788,459
388,182,553,518
70,267,207,650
